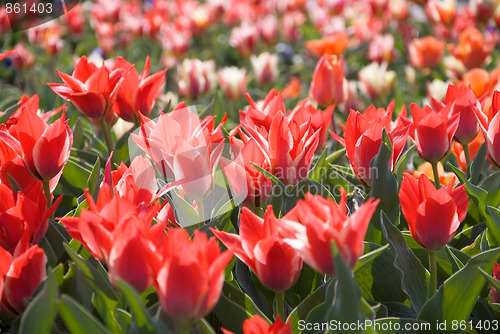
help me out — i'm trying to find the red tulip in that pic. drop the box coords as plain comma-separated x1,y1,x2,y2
250,52,279,85
474,90,500,167
221,131,272,207
410,103,460,163
288,98,335,150
0,182,61,255
59,183,161,292
211,206,302,292
431,84,480,145
240,89,286,133
245,112,319,186
399,173,468,251
2,107,73,182
178,59,216,99
309,55,344,106
155,228,233,321
489,263,500,303
229,21,259,57
222,315,292,334
132,103,225,201
331,102,411,187
0,245,47,316
48,56,131,118
279,191,379,276
112,156,158,206
113,56,167,123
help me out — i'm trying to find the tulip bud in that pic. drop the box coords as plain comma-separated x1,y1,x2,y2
309,55,344,106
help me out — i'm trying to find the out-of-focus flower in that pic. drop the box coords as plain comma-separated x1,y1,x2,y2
427,79,450,102
425,0,456,25
178,59,216,99
310,55,344,106
222,315,293,334
159,25,191,57
462,68,491,98
155,228,232,322
449,27,494,68
281,10,306,43
0,246,47,317
408,36,445,69
211,206,302,292
305,32,349,57
279,191,379,276
250,52,279,85
399,173,468,251
288,98,334,150
410,103,460,163
10,44,34,70
470,0,496,22
367,34,398,63
359,62,397,99
217,67,247,100
410,162,456,186
331,102,411,187
48,56,131,119
282,77,302,99
229,21,259,57
258,15,279,45
113,56,167,123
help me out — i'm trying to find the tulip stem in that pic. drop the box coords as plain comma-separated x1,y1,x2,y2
42,180,52,209
463,144,471,170
431,162,440,188
177,321,191,334
275,291,285,321
99,117,114,156
428,250,437,298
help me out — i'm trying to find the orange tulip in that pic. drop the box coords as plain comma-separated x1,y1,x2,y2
449,27,494,68
408,36,445,68
309,55,345,106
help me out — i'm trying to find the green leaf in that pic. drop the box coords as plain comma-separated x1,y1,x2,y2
418,247,500,329
394,145,416,182
325,242,365,333
369,129,400,229
63,244,118,300
478,267,500,294
19,272,58,334
87,157,101,203
58,295,110,334
117,281,170,333
353,243,390,272
468,142,486,184
381,212,429,314
325,148,347,165
213,282,269,334
308,148,328,182
166,190,200,228
287,280,331,333
448,163,500,247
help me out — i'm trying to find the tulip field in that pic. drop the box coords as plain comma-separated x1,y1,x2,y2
4,0,500,333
